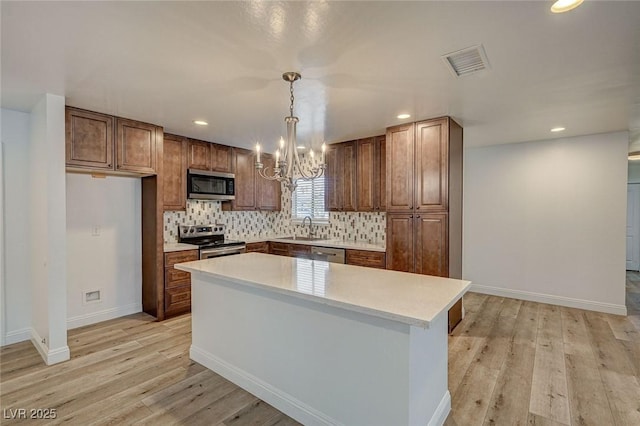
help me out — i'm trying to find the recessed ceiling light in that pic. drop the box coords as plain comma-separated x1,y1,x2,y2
551,127,565,132
193,120,208,126
397,114,411,119
297,145,306,150
550,0,584,13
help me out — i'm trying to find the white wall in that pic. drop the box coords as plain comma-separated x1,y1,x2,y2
66,174,142,328
29,94,69,364
464,132,628,314
0,109,32,345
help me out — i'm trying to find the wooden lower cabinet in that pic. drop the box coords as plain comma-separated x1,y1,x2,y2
267,242,311,258
246,241,269,253
164,249,198,317
448,299,463,333
346,249,386,269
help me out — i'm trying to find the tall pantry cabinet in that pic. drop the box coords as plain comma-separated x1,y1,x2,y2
385,117,463,330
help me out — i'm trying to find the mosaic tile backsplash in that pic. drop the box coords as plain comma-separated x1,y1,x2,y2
163,198,386,244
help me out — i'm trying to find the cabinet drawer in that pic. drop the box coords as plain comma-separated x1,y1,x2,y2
165,285,191,313
246,241,269,253
290,244,311,259
164,268,191,288
269,242,290,256
164,250,199,267
346,249,386,269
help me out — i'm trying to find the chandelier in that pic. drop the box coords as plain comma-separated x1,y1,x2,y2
255,72,326,192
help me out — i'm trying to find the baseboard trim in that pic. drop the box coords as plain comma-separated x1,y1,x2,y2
428,391,451,426
30,328,70,365
67,303,141,330
190,345,339,426
3,327,32,346
470,284,628,316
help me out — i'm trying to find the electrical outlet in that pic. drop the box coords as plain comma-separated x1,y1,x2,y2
41,338,46,344
91,225,100,236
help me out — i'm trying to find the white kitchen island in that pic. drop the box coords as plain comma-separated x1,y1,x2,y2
176,253,470,426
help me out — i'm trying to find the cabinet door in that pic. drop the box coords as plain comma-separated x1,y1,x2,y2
346,249,386,269
246,241,269,253
163,134,187,211
211,143,232,172
115,118,158,174
324,144,342,211
385,213,415,272
356,137,375,211
187,139,211,170
65,107,114,170
386,124,415,212
341,141,357,211
415,118,448,212
230,148,257,210
257,153,281,211
415,213,448,277
377,136,386,211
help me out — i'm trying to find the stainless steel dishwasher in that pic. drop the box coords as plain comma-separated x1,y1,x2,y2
310,246,346,263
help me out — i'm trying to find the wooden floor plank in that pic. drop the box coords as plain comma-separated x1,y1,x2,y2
528,304,571,425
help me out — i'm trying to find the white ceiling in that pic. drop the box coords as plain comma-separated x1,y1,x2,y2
2,1,639,152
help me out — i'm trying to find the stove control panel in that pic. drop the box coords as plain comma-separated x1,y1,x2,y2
179,224,225,239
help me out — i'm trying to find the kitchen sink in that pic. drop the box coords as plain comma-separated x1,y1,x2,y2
280,236,327,242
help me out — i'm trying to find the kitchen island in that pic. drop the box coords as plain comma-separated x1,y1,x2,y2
176,253,470,426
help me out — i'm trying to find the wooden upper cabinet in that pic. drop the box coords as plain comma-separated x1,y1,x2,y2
229,148,257,211
211,143,232,172
66,107,159,175
341,141,357,211
325,141,357,212
414,213,448,277
256,153,281,211
163,134,187,211
385,213,415,272
415,118,448,212
187,139,211,171
116,118,158,174
356,138,375,211
65,107,114,170
386,124,415,212
378,136,386,210
356,136,386,212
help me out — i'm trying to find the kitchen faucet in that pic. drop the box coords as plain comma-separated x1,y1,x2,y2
302,216,316,239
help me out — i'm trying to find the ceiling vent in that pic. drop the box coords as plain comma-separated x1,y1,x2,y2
441,44,490,77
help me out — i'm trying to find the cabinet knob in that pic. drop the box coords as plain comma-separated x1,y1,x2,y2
417,215,421,218
409,206,413,209
410,215,413,218
416,206,420,209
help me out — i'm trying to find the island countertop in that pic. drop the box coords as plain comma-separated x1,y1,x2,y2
176,252,470,328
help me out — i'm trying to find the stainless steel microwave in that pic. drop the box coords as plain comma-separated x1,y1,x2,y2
187,169,235,200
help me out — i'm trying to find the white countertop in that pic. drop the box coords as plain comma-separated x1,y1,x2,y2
164,243,199,253
176,253,470,328
247,235,386,252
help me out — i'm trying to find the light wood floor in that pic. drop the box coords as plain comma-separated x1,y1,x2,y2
1,274,639,426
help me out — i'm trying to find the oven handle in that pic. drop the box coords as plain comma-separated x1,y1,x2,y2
200,245,246,258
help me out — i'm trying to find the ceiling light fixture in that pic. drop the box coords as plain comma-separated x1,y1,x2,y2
550,0,584,13
629,151,640,161
397,113,411,119
254,72,326,192
551,127,566,132
193,120,208,126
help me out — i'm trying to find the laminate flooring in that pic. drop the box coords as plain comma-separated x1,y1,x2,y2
1,274,639,426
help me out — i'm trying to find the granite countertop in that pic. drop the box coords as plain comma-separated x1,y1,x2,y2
176,253,470,328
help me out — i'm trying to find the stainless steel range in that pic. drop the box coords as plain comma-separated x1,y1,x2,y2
178,224,246,260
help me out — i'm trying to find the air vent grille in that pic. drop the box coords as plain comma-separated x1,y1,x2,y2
442,45,490,77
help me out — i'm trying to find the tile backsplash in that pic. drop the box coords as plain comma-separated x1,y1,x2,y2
163,199,386,244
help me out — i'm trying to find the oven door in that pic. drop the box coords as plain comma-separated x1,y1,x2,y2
200,245,246,260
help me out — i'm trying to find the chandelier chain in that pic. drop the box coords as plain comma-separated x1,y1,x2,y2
289,81,295,117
